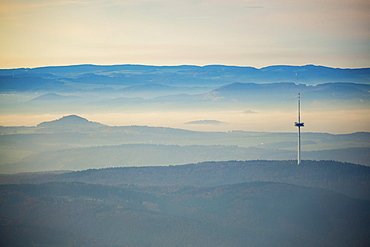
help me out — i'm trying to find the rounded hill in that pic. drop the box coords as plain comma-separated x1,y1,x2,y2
37,115,105,129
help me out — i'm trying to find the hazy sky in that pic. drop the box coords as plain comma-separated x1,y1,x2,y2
1,0,369,69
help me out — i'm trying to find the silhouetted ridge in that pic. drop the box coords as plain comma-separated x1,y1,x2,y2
37,115,105,128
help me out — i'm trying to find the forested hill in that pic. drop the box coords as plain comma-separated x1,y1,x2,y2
1,160,370,246
2,160,369,200
1,181,369,247
56,160,370,200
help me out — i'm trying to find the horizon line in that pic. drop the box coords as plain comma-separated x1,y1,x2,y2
1,113,368,136
1,63,369,70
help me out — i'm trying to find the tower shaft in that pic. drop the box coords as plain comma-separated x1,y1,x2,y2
294,93,304,165
298,125,301,165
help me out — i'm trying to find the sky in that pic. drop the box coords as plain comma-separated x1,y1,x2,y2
1,0,370,69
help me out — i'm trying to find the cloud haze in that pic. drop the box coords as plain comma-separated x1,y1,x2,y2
1,109,369,134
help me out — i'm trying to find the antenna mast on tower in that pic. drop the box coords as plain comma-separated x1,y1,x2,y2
294,93,304,165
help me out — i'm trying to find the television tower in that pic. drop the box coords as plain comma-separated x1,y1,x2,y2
294,93,304,165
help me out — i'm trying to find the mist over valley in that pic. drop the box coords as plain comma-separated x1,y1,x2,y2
1,64,369,133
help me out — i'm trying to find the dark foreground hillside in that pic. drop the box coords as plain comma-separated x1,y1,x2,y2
1,160,370,247
0,181,369,247
53,160,370,200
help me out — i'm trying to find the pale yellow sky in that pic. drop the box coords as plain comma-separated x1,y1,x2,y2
1,109,369,134
1,0,369,69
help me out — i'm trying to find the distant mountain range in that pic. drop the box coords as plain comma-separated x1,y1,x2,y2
211,82,370,101
29,93,80,102
0,66,368,110
1,64,370,92
0,64,369,122
2,82,369,116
